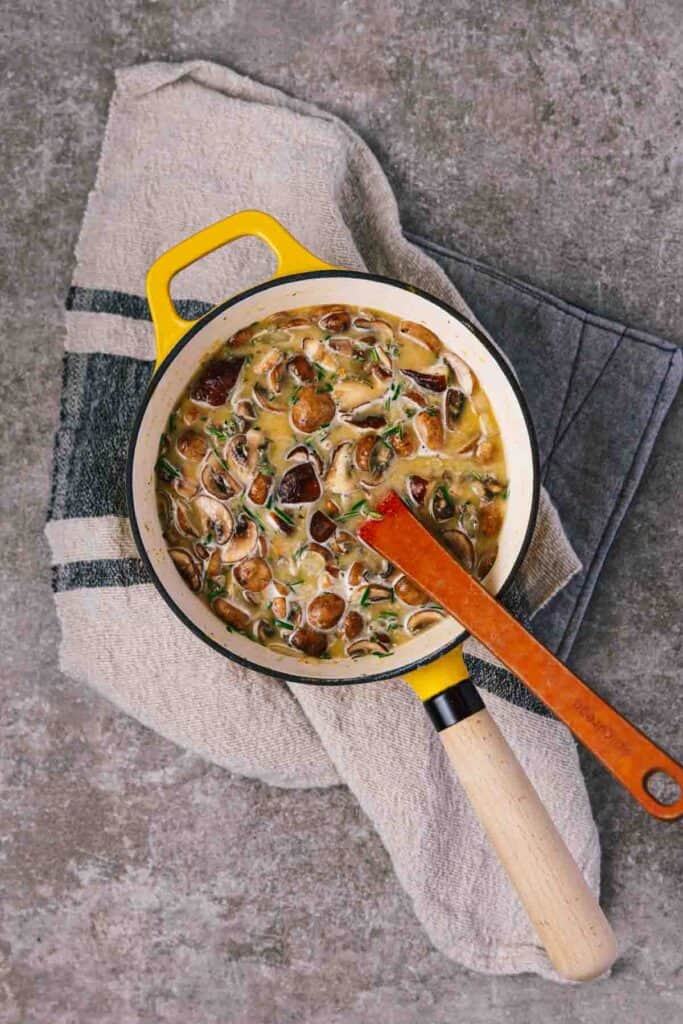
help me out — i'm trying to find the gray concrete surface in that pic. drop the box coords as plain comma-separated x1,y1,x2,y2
1,1,681,1021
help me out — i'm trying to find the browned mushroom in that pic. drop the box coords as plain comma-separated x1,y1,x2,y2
169,549,201,591
479,500,503,537
175,501,199,538
328,336,355,357
206,550,222,577
346,412,387,430
444,351,475,395
248,473,272,506
307,592,346,630
309,509,336,543
290,624,328,657
407,475,428,505
287,354,315,383
193,496,234,545
402,369,447,393
329,531,355,555
343,611,364,640
431,485,455,521
286,443,324,476
398,321,441,354
277,462,321,504
174,475,198,500
290,384,336,433
213,598,251,631
325,441,356,495
347,561,365,587
347,638,390,658
354,434,377,473
264,509,295,536
403,388,427,408
333,376,388,412
369,439,393,478
228,325,258,348
442,529,475,571
235,399,256,422
445,387,465,428
406,609,445,633
394,576,427,606
221,516,258,564
272,596,287,619
475,438,496,463
352,584,393,603
388,425,417,457
233,557,272,592
267,359,286,395
202,454,242,500
414,409,445,450
191,357,244,406
176,430,208,461
226,433,257,483
319,309,351,333
253,382,287,413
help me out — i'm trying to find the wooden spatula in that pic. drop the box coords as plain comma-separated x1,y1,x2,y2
359,491,683,821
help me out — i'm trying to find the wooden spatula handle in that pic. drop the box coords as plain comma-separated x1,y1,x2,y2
442,705,617,980
359,491,683,820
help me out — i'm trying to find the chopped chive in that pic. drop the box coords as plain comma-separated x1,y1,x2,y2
367,348,379,363
372,651,392,658
274,618,294,631
273,506,295,527
336,499,368,522
240,503,265,530
289,386,302,405
156,457,180,480
365,510,383,520
312,361,327,381
360,586,371,607
317,381,334,393
288,578,304,591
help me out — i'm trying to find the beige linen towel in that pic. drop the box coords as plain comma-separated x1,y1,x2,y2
46,60,599,980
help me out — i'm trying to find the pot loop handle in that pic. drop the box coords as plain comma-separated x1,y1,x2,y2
146,210,335,369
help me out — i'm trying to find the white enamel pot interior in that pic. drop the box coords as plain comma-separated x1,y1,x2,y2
128,271,540,684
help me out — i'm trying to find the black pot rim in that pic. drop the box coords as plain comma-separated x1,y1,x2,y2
126,269,541,686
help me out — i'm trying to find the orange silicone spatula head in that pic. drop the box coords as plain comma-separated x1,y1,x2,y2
359,491,683,821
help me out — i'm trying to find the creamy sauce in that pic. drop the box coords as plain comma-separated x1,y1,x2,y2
155,305,508,660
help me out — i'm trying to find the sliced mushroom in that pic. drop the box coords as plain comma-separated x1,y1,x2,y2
307,592,346,630
445,387,466,428
226,433,258,483
475,438,496,463
286,443,323,476
407,609,445,633
206,549,222,577
176,430,208,461
277,461,321,504
343,611,364,640
256,619,277,644
347,561,366,587
333,376,388,412
287,354,315,383
169,549,201,591
346,412,387,430
481,475,506,497
290,624,328,657
329,531,355,555
248,472,272,506
319,309,351,333
175,501,199,538
443,351,475,395
347,638,390,658
213,598,251,631
479,500,503,537
325,441,356,495
194,495,233,545
394,575,428,606
191,357,245,406
403,388,427,408
253,347,283,376
202,454,242,500
354,434,377,473
374,346,393,374
265,509,295,536
327,336,355,357
402,369,447,393
183,405,202,425
309,509,336,543
271,596,287,619
233,556,272,593
302,336,337,372
267,358,286,395
352,584,393,603
442,529,475,571
477,546,498,580
235,399,256,422
253,382,287,413
398,321,441,354
221,516,258,564
431,485,455,521
369,439,393,478
174,475,198,500
228,325,258,347
414,409,445,451
388,425,418,457
290,384,336,433
407,475,428,505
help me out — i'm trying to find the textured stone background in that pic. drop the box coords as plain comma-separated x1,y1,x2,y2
1,2,682,1021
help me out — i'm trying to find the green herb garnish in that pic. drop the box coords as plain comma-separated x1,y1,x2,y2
360,587,371,607
273,506,295,527
336,498,368,522
240,502,265,530
155,457,180,480
274,618,294,631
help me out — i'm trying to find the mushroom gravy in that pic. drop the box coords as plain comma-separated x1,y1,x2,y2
155,305,508,660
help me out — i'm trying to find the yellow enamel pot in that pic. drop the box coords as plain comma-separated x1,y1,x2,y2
127,210,617,981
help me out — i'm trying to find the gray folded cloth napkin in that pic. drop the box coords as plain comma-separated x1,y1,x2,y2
45,61,680,979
